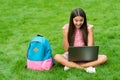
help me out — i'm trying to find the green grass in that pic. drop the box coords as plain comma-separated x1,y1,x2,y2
0,0,120,80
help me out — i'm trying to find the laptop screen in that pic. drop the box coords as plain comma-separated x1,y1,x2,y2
68,46,99,61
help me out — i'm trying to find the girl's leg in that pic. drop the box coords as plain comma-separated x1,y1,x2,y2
54,54,83,69
79,55,107,67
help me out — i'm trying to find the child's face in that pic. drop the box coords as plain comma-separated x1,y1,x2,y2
73,16,84,29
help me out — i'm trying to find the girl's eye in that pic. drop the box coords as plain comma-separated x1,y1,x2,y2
75,20,78,22
74,19,79,22
80,20,83,22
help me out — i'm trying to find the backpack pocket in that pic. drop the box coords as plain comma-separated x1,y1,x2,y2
27,41,45,61
27,58,53,70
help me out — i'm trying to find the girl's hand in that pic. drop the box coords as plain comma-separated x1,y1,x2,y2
87,24,94,33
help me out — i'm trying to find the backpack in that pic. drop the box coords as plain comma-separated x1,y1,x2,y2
27,35,54,70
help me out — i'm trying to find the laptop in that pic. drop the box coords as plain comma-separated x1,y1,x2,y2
68,46,99,62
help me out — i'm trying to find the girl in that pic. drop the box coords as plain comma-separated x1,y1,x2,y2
54,8,107,71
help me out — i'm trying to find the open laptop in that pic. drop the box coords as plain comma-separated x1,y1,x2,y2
68,46,99,62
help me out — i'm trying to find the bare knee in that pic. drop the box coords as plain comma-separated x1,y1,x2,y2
103,55,108,62
99,55,108,63
54,54,62,61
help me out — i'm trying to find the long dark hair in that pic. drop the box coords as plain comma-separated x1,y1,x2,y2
68,8,88,46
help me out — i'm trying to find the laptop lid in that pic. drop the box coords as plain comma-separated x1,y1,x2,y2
68,46,99,61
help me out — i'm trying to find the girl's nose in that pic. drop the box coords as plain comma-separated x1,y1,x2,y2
77,21,81,25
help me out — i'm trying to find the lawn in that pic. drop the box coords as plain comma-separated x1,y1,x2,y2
0,0,120,80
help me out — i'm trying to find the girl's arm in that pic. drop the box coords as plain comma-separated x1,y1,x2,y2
87,24,94,46
62,24,69,51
